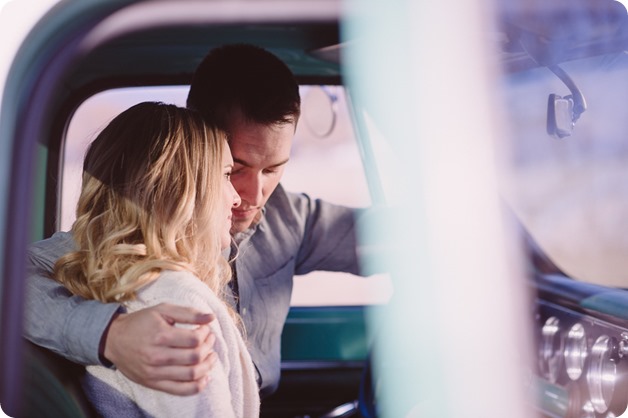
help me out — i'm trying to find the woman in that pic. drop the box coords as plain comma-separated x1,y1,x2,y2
53,102,259,417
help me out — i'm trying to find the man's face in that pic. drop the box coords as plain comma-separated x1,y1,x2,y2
219,142,241,249
227,114,294,233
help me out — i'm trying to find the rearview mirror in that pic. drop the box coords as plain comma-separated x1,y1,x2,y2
547,93,575,139
546,65,587,139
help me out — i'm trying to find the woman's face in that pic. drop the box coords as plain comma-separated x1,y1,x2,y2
220,143,241,249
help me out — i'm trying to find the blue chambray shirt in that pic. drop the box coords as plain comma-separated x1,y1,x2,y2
24,184,362,397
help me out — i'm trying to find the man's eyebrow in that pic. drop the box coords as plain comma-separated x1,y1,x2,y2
233,158,289,169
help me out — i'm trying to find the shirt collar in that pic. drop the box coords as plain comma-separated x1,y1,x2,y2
232,205,267,245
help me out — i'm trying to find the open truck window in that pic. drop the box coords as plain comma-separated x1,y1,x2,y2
61,86,392,307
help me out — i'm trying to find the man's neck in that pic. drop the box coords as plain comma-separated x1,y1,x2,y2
233,208,264,244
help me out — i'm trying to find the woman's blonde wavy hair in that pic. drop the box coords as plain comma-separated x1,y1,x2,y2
54,102,234,312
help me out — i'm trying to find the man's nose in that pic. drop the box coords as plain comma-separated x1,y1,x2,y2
232,184,242,208
237,172,264,206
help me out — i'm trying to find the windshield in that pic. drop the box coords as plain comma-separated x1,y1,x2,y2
500,38,628,287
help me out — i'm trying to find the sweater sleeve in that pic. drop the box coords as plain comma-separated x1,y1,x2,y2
86,271,256,418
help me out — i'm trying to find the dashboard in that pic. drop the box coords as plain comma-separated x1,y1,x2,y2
535,275,628,418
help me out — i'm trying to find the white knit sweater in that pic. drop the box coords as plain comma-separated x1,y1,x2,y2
84,270,260,418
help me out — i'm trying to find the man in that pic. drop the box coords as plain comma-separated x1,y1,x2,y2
25,44,363,398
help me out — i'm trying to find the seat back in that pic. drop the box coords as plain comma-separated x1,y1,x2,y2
20,341,98,418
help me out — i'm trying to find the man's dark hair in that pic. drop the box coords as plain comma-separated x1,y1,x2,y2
186,43,301,130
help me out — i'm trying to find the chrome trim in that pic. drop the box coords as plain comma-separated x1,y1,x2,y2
564,323,587,381
320,401,359,418
281,361,365,370
587,335,618,414
540,316,563,383
581,401,596,418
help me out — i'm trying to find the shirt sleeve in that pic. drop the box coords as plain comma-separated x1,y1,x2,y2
284,190,364,276
278,187,391,277
23,232,121,365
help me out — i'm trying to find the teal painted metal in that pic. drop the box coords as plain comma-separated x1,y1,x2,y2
534,377,568,418
581,292,628,321
30,144,48,242
281,306,370,362
0,2,134,413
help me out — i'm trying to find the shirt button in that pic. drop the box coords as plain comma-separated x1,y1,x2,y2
241,307,247,316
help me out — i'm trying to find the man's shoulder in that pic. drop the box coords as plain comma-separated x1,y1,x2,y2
263,184,310,223
266,184,356,217
267,183,304,206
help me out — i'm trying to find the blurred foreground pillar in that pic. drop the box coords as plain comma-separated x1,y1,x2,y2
343,0,537,416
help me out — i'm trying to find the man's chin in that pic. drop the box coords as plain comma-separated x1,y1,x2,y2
230,219,253,235
231,209,261,234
